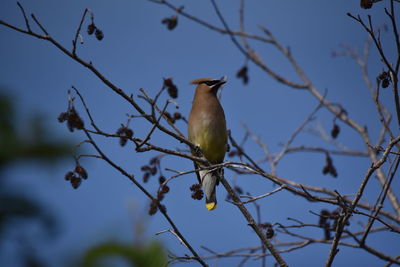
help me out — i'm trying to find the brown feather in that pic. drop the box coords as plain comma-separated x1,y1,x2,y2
188,78,227,210
190,78,215,85
188,82,227,163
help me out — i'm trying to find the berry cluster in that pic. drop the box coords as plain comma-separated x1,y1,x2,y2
236,65,249,85
64,164,88,189
259,222,274,239
190,184,204,200
318,209,349,240
161,15,178,31
87,22,104,41
141,156,161,183
163,111,183,124
58,106,84,132
148,176,170,216
322,154,338,178
378,71,391,89
163,77,178,99
116,125,134,147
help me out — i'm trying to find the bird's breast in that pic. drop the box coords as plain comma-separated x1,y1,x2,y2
189,111,227,163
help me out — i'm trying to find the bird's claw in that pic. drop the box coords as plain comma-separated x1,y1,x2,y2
194,145,202,157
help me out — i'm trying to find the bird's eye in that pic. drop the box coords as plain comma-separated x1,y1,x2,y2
203,80,219,86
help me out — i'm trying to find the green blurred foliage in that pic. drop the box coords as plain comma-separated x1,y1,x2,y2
0,92,167,266
0,93,72,167
81,241,167,267
0,91,72,267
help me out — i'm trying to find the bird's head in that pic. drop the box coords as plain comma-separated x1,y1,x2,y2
190,77,227,94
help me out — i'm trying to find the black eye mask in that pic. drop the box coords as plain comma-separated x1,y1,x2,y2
201,80,220,86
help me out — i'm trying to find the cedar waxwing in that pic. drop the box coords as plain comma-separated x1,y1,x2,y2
188,77,228,211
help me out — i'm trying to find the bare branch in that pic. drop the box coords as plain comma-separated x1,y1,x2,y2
83,129,208,266
72,8,89,56
16,2,31,32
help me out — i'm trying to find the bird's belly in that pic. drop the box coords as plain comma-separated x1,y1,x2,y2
194,121,226,163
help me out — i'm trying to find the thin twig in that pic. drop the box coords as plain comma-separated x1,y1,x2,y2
72,8,89,56
16,2,31,32
30,14,48,35
83,129,208,266
325,136,400,266
241,186,285,204
216,172,288,266
360,155,400,244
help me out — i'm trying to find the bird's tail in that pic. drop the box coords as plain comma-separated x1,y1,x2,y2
200,169,220,211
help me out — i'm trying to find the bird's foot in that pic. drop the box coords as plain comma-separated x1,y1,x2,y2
194,145,203,157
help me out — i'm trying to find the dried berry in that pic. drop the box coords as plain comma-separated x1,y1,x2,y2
141,165,151,172
163,111,174,123
190,184,201,191
161,185,170,194
75,165,88,179
58,112,68,123
173,112,182,120
259,222,271,229
168,85,178,99
65,171,74,181
260,223,274,239
266,227,274,239
322,154,338,178
190,183,204,200
116,126,124,135
116,126,134,147
159,176,166,184
66,107,84,132
319,209,330,227
378,71,389,80
161,15,178,30
70,176,82,189
87,23,96,35
95,28,104,40
148,199,158,215
236,65,249,85
191,189,204,200
382,78,390,88
163,78,174,88
125,128,133,138
360,0,373,9
143,172,150,183
331,123,340,139
164,78,178,99
149,166,157,176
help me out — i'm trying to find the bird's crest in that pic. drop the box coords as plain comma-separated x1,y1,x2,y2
190,78,215,85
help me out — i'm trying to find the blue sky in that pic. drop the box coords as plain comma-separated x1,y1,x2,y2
1,0,398,266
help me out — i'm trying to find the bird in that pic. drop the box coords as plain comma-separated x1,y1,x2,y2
188,77,227,211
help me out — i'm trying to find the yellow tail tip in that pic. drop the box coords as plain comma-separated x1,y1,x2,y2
206,202,217,211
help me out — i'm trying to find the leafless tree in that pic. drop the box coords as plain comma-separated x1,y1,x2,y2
1,1,399,266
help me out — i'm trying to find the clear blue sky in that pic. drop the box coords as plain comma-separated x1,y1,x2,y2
1,0,398,266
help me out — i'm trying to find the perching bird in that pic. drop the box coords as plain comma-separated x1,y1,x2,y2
188,77,227,211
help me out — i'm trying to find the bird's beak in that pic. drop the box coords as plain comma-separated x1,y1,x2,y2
212,79,226,92
216,76,228,87
215,76,227,89
215,80,226,87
